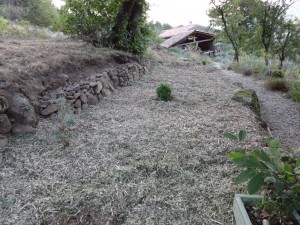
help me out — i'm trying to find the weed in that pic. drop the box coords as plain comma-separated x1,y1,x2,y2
265,78,289,92
271,70,285,78
0,17,9,35
291,90,300,103
156,83,172,101
243,68,255,76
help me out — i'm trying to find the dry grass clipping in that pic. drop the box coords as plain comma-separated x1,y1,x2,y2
0,63,265,225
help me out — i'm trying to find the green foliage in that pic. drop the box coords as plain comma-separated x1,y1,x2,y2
266,78,289,92
62,0,151,55
0,17,9,35
156,83,172,101
0,0,61,27
224,130,246,142
289,82,300,103
271,70,285,78
61,0,120,40
226,131,300,217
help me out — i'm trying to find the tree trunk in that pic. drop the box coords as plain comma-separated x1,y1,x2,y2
127,1,143,43
264,48,269,66
111,0,136,48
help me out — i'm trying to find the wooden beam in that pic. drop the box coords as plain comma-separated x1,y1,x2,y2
176,38,214,46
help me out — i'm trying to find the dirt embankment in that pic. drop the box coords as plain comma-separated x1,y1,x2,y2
0,39,152,143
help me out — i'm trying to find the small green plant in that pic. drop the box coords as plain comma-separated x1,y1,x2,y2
289,82,300,103
291,90,300,103
225,130,300,221
265,78,289,92
0,17,9,36
202,60,207,66
271,70,285,78
156,83,172,101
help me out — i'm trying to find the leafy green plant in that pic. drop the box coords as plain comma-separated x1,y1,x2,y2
291,90,300,103
0,17,9,36
225,131,300,219
271,70,285,78
289,82,300,103
156,83,172,101
265,78,289,92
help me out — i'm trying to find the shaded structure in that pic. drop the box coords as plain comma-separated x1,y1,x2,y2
159,24,216,54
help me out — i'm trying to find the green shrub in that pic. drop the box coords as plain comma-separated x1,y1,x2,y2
242,68,254,76
271,70,285,78
19,20,31,27
291,90,300,103
156,83,172,101
289,82,300,103
265,78,289,92
202,60,207,65
0,17,9,35
225,131,300,220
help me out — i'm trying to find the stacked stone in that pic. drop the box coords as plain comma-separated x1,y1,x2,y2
0,86,38,146
39,61,150,117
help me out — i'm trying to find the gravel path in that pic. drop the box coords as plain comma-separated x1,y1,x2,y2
221,68,300,150
1,63,265,225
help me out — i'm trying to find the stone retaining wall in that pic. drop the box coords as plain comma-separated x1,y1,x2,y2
0,60,152,143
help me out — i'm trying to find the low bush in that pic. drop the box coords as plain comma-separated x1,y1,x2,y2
242,68,254,76
291,90,300,103
271,70,285,78
0,17,9,35
156,83,172,101
289,82,300,103
265,78,289,92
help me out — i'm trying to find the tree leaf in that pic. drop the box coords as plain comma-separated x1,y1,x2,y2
224,132,238,141
248,173,265,194
268,138,281,160
228,151,245,159
234,169,256,184
251,150,272,163
238,130,247,141
232,155,266,169
296,154,300,168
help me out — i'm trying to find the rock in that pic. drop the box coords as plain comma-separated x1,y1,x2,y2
74,99,82,108
72,84,81,92
12,125,36,135
94,82,103,94
101,89,111,97
110,75,119,88
0,114,12,134
90,76,96,82
0,96,9,113
100,77,111,89
66,95,75,100
0,135,8,147
7,93,38,126
80,94,88,104
109,83,116,92
0,80,11,89
232,89,260,116
74,93,81,99
40,104,59,116
87,94,98,105
74,108,81,114
89,82,97,87
82,104,89,110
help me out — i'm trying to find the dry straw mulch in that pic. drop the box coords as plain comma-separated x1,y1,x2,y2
1,63,264,225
